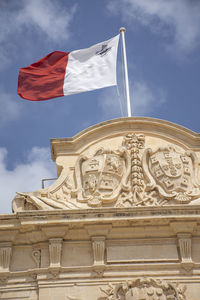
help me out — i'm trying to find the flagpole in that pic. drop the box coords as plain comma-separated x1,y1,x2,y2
120,27,132,117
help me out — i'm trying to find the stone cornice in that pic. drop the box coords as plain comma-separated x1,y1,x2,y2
1,205,200,229
50,117,200,161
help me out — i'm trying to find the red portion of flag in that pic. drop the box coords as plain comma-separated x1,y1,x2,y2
18,51,69,101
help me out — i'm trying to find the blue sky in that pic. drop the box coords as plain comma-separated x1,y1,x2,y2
0,0,200,213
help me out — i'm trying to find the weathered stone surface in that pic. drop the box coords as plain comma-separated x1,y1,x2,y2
0,117,200,299
12,117,200,212
0,207,200,298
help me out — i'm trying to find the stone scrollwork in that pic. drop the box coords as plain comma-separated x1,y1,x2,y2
12,132,200,211
100,278,187,300
12,172,81,212
31,249,41,268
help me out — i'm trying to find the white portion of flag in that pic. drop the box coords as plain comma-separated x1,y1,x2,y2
63,35,119,96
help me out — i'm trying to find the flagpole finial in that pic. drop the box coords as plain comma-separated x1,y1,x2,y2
120,27,126,33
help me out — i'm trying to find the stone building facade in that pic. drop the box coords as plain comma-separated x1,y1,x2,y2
0,117,200,299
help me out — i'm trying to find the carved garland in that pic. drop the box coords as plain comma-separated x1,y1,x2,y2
100,278,186,300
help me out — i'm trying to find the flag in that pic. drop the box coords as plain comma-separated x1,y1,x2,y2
18,35,119,101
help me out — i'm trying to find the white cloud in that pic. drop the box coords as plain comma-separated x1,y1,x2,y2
107,0,200,54
99,81,165,118
0,146,56,214
0,0,77,68
132,81,165,115
16,0,77,43
0,90,22,125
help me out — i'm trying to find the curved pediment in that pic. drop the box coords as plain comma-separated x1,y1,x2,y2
51,117,200,161
13,117,200,212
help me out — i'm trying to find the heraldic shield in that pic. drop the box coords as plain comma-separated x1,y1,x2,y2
143,146,200,203
75,148,130,207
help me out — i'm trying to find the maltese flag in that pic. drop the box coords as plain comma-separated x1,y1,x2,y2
18,35,119,101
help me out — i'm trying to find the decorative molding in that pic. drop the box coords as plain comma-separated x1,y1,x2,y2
50,117,200,162
42,226,68,239
122,133,145,205
49,238,63,268
86,224,112,237
32,249,41,268
170,221,196,234
0,242,12,272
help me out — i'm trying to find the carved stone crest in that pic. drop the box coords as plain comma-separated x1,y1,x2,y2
75,148,130,207
12,132,200,211
100,278,186,300
143,147,200,204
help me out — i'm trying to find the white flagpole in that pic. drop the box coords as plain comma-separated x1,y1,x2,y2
120,27,132,117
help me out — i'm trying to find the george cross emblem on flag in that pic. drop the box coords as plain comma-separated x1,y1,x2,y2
96,44,112,56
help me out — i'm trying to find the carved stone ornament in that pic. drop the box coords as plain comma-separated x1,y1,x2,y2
12,133,200,211
75,148,130,207
143,147,200,204
100,278,187,300
31,249,41,268
12,174,80,211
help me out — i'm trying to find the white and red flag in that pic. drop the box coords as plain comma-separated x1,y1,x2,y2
18,35,119,101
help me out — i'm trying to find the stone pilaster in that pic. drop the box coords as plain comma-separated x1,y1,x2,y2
49,238,63,268
86,224,111,276
170,222,195,271
92,236,105,266
178,233,193,269
0,242,12,272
